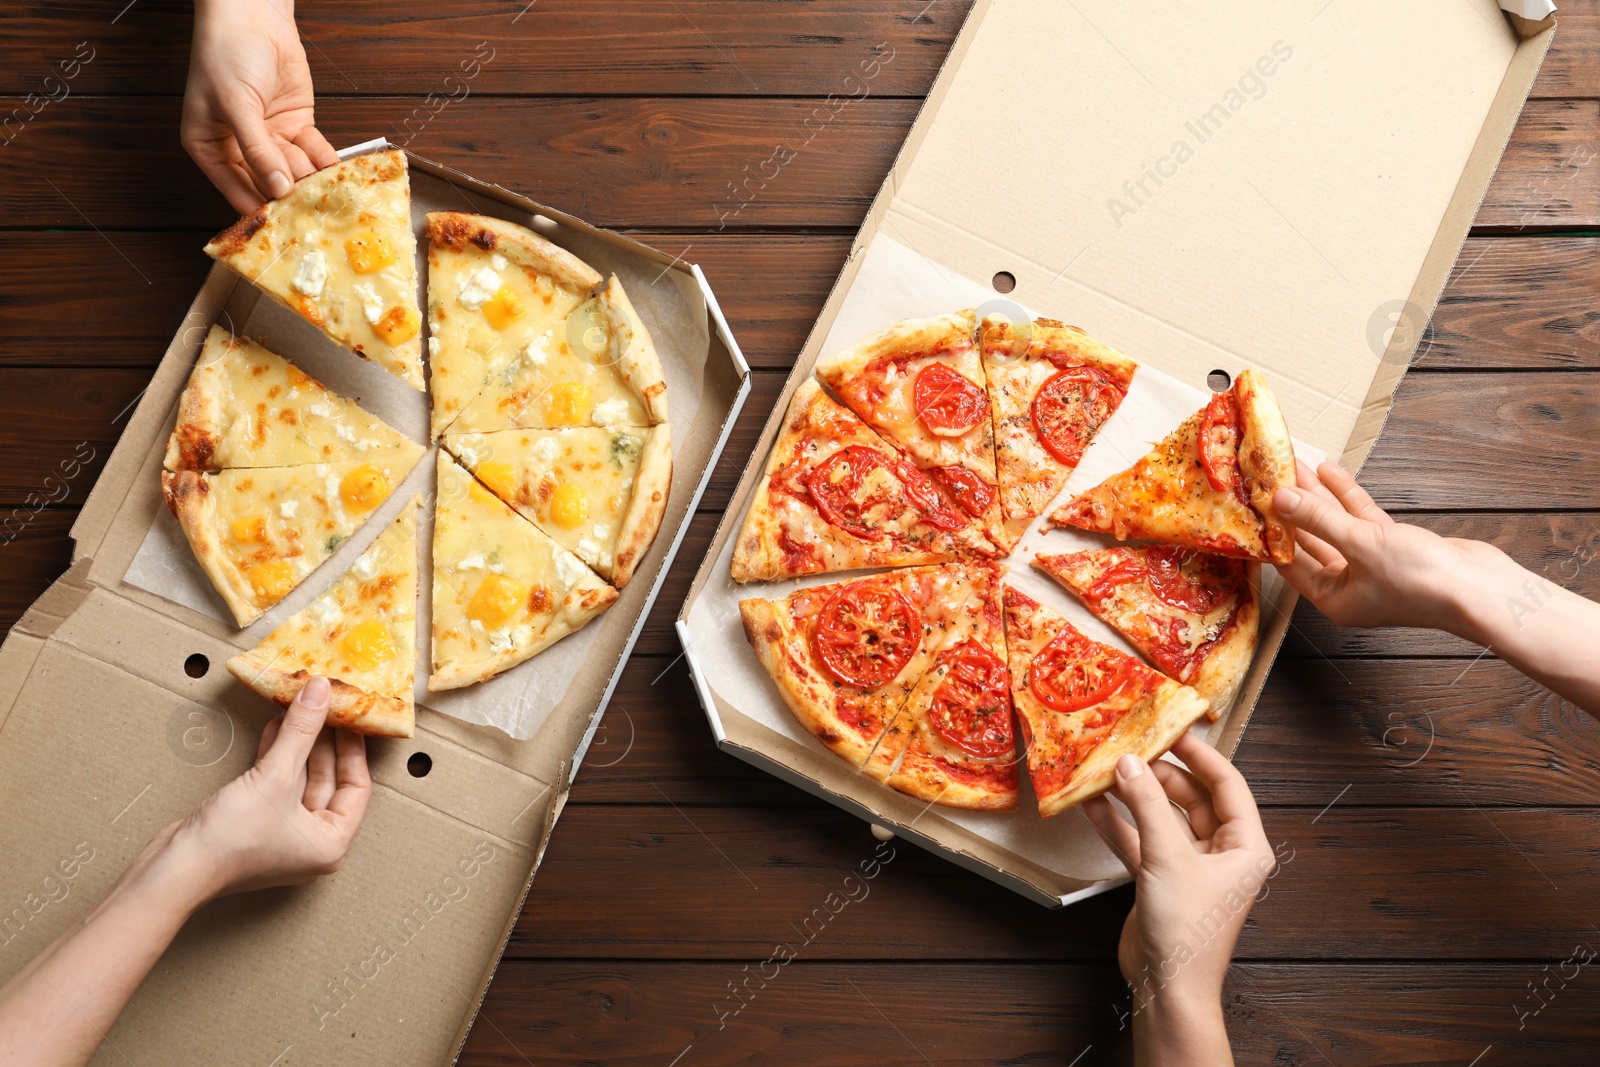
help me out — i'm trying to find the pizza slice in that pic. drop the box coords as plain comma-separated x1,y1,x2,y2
739,561,994,771
1004,586,1209,818
449,273,669,435
430,451,618,691
227,496,420,738
1047,369,1296,564
163,455,416,626
164,326,423,472
981,315,1136,544
443,424,671,590
863,561,1019,810
729,380,999,582
1035,547,1258,714
204,149,424,389
425,212,603,438
814,310,1011,552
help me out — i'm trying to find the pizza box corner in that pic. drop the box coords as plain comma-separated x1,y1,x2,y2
0,140,749,1065
676,0,1555,908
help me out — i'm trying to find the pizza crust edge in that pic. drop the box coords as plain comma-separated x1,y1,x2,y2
227,652,416,738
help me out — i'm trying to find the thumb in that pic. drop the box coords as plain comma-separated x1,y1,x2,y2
1274,484,1359,554
1107,755,1189,867
221,93,294,200
261,676,331,776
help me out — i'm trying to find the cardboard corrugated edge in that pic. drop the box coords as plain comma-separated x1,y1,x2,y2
677,5,1553,906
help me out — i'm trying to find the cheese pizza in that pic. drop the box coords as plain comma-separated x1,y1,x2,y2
730,381,998,582
204,149,425,389
430,452,617,691
814,310,1010,553
980,315,1137,545
1035,546,1258,713
228,496,420,738
1004,586,1209,817
163,456,413,626
165,326,422,471
1049,369,1296,564
425,211,603,437
739,561,996,770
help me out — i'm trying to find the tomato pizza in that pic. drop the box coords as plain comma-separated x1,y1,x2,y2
1035,546,1258,713
1004,586,1209,817
1048,369,1297,564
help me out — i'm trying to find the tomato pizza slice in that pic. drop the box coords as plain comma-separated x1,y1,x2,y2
981,316,1137,545
864,562,1018,810
739,562,996,771
1004,586,1209,818
814,310,1012,553
1034,546,1258,717
730,380,998,582
1047,369,1296,564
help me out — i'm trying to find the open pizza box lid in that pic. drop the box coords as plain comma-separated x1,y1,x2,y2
0,142,749,1064
678,0,1554,907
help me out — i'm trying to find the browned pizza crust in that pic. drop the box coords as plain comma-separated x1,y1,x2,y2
600,274,669,425
425,211,601,294
226,653,415,738
612,423,672,590
1234,369,1297,566
161,469,261,626
1190,563,1260,718
1038,682,1209,818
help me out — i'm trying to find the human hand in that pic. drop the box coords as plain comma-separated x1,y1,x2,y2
1272,459,1492,632
1083,734,1276,1060
181,0,339,213
170,677,371,899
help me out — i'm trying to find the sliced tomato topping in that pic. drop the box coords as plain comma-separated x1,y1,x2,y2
913,363,987,436
1028,629,1132,713
805,445,897,538
1082,553,1148,604
813,581,920,689
895,459,969,532
929,464,996,519
928,640,1014,759
1199,389,1246,501
1030,367,1126,467
1146,545,1239,615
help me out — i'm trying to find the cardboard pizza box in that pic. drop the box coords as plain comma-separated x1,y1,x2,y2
678,0,1555,907
0,142,748,1064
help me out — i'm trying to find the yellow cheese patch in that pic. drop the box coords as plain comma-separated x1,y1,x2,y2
550,483,588,528
246,559,296,602
476,460,516,501
344,232,396,274
374,305,421,345
467,573,527,629
340,465,390,511
231,515,267,544
339,619,396,671
482,286,525,331
547,382,591,425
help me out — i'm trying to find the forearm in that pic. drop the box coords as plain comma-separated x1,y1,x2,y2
1438,543,1600,715
1133,981,1233,1067
0,824,215,1067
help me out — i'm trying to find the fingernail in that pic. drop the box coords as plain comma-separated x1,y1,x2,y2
301,676,330,709
265,170,292,199
1274,487,1302,514
1116,754,1145,781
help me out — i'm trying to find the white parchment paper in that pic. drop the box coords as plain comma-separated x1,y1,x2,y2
687,232,1324,887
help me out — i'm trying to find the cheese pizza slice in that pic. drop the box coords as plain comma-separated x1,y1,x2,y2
1035,547,1258,715
862,561,1019,811
443,424,671,590
1004,586,1209,818
425,212,603,437
981,315,1136,545
729,381,998,582
430,451,618,691
204,149,424,389
165,326,423,471
163,455,416,627
815,310,1011,552
739,561,993,772
227,496,420,738
1047,369,1296,564
449,274,668,435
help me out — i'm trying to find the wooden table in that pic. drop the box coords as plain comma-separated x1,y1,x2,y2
9,2,1600,1062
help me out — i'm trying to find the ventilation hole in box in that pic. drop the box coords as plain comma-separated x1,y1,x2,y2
531,215,559,235
184,653,209,679
1207,369,1232,392
407,752,433,778
991,271,1016,294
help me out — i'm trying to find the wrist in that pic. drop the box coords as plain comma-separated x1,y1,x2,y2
1133,978,1231,1066
140,821,227,914
1430,539,1526,647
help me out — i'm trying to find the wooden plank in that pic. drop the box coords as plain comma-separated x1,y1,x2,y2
511,803,1600,959
1418,237,1600,370
7,0,968,98
0,370,141,508
0,510,77,633
1533,0,1600,98
7,98,1596,230
464,960,1600,1066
